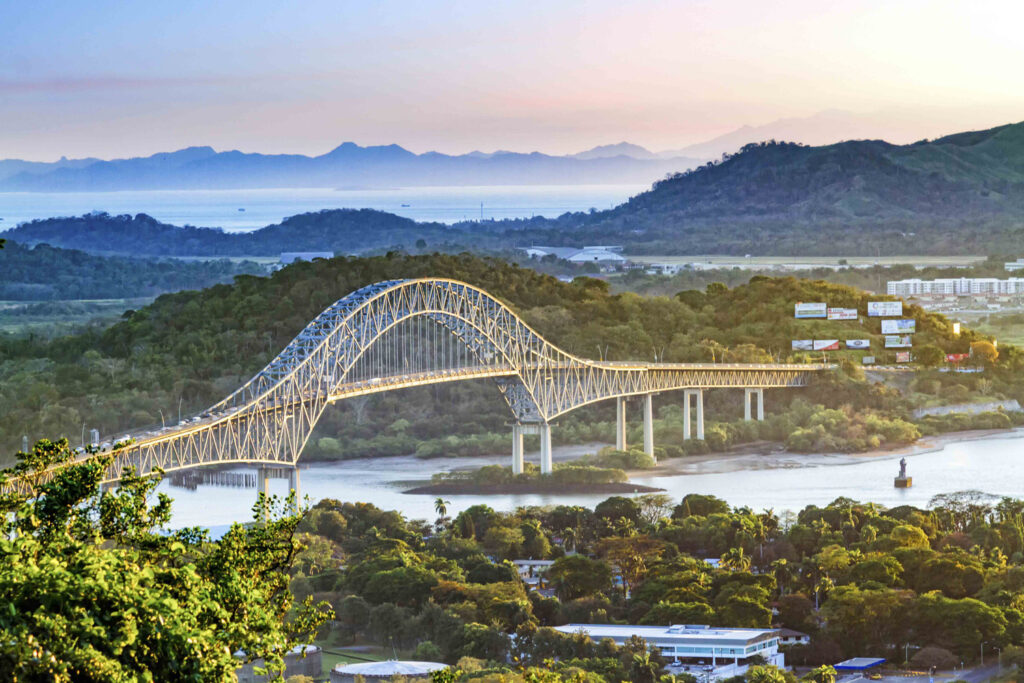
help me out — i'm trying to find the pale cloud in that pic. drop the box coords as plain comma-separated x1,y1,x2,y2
2,0,1024,160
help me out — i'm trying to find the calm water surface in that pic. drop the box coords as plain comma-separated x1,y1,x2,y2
160,430,1024,530
0,185,645,230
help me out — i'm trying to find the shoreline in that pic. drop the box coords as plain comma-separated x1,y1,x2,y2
643,426,1024,479
403,481,665,495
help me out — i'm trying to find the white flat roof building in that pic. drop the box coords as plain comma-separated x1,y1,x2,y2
553,624,783,679
523,245,625,263
888,277,1024,297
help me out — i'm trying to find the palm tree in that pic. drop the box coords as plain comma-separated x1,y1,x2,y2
562,526,582,554
629,651,660,683
720,546,751,572
434,497,449,518
802,665,837,683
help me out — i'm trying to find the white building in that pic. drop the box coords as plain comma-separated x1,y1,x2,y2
553,624,783,680
646,263,686,276
523,245,626,263
280,251,335,264
1005,259,1024,272
887,277,1024,298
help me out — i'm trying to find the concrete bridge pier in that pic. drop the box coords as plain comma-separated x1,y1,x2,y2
744,388,765,421
643,393,655,461
616,397,628,451
288,466,302,514
540,423,553,475
512,422,553,474
512,424,525,475
256,466,270,520
683,389,705,440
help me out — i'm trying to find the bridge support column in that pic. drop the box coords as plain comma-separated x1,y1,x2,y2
256,466,270,520
744,388,764,421
512,425,524,475
615,397,627,451
288,466,302,514
540,423,552,475
643,394,655,462
684,389,705,440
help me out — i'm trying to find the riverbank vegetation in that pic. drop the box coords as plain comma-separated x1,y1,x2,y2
0,438,331,680
406,461,659,495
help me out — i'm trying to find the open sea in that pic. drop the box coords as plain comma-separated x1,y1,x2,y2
0,184,646,232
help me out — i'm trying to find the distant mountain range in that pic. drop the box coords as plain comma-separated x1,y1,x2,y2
0,143,701,192
9,120,1024,256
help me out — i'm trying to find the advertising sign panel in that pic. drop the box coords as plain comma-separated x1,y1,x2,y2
828,307,858,320
881,319,916,334
846,339,871,349
946,353,970,363
795,303,827,319
813,340,840,351
868,301,903,317
884,335,912,348
791,340,813,351
862,356,876,365
896,351,912,363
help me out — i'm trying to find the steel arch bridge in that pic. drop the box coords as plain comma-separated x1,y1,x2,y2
4,278,831,491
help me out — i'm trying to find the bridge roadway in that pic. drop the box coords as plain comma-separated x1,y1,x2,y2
2,278,832,497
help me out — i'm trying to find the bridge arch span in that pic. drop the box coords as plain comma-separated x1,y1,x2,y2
2,279,830,490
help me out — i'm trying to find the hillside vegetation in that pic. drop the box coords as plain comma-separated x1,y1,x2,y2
14,122,1024,257
0,240,262,299
2,252,1019,466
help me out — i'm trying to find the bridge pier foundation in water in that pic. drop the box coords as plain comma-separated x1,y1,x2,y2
511,422,553,474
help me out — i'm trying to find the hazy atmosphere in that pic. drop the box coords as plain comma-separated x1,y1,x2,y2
4,0,1024,160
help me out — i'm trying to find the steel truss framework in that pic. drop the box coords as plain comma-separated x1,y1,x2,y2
3,278,829,491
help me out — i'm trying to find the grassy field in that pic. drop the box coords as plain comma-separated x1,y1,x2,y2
629,254,988,268
0,298,150,335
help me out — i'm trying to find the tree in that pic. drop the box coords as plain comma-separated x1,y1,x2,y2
435,497,450,518
910,646,956,670
801,665,837,683
915,344,945,368
548,555,613,600
0,438,332,681
971,341,999,364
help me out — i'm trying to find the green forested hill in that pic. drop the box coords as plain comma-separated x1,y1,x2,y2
11,122,1024,259
0,252,1014,464
0,240,262,300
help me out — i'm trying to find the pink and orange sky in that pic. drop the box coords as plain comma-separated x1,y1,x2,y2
3,0,1024,160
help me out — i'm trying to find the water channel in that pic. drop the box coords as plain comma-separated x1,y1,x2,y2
159,429,1024,531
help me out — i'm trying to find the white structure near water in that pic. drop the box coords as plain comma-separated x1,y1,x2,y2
523,245,626,263
553,624,783,680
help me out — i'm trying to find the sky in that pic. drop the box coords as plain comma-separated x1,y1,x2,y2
3,0,1024,161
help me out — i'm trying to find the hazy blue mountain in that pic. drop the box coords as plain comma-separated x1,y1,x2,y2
0,155,101,182
0,142,699,191
571,142,660,160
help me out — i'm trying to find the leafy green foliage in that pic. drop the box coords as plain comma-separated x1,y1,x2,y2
0,438,332,681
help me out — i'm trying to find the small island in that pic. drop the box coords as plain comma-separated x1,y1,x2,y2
405,448,664,495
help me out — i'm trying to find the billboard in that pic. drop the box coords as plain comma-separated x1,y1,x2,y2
828,307,858,320
946,353,969,363
868,301,903,317
896,351,912,363
881,319,916,334
791,340,813,350
884,335,912,348
795,303,827,319
813,340,840,351
862,356,876,365
846,339,871,349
